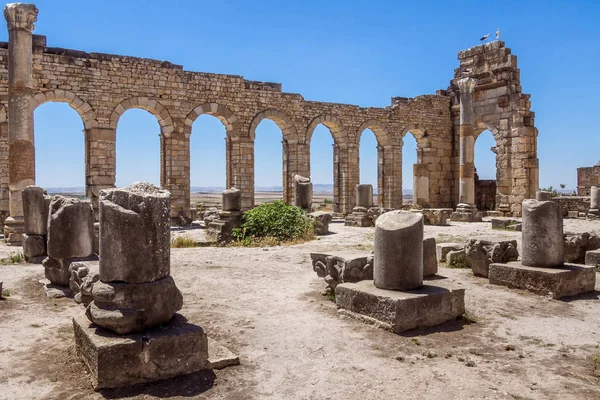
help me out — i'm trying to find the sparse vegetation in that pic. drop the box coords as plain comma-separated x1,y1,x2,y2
0,252,25,265
232,201,314,246
540,186,559,197
171,235,197,248
1,289,9,297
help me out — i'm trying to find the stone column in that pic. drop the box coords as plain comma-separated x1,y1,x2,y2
589,186,599,217
521,199,564,268
230,135,254,210
333,143,340,212
413,163,430,207
345,143,360,214
293,174,312,211
377,145,384,207
3,3,38,245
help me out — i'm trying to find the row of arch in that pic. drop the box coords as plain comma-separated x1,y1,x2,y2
25,90,432,146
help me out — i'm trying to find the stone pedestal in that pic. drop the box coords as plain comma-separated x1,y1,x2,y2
344,206,373,227
21,186,51,262
521,200,563,268
335,280,465,333
536,191,552,201
73,314,209,390
293,175,312,212
207,210,243,243
355,184,374,208
22,233,45,263
451,203,483,222
3,216,24,245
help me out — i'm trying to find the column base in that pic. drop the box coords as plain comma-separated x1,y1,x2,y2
587,209,599,218
3,216,24,245
450,204,482,222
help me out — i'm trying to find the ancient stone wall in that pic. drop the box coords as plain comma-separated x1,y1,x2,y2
577,163,600,195
0,6,538,221
448,41,539,216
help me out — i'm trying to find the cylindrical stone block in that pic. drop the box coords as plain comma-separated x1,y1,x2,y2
47,196,95,259
373,210,424,290
536,191,552,201
222,187,241,211
22,185,49,235
293,175,312,209
590,186,599,209
521,199,564,268
356,184,373,208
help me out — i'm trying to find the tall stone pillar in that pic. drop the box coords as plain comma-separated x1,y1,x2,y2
333,143,340,213
413,163,430,207
451,78,481,222
230,135,254,210
85,128,116,214
345,143,359,214
4,3,39,245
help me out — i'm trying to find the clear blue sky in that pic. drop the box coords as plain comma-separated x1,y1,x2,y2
9,0,599,192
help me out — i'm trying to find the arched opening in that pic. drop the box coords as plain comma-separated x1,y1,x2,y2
115,109,161,187
34,102,85,196
474,129,497,211
310,124,334,211
190,114,227,211
402,132,419,205
359,128,378,205
254,119,283,205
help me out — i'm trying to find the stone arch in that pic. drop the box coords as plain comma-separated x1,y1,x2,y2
400,124,428,141
305,115,345,144
356,119,391,147
109,97,174,137
31,90,98,130
249,109,298,141
184,102,238,137
474,122,501,143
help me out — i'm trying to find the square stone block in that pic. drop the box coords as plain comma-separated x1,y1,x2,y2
489,262,596,299
335,280,465,333
74,313,210,390
344,213,373,227
585,249,600,266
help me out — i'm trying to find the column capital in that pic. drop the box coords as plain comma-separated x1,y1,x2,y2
457,77,476,94
4,3,38,32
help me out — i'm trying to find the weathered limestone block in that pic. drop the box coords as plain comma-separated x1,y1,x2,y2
536,191,552,201
367,207,385,224
564,232,600,264
464,239,519,277
585,249,600,266
22,233,45,262
310,251,373,291
22,185,50,235
521,200,564,268
47,196,94,259
73,314,209,390
42,256,71,286
98,183,170,283
78,272,100,306
373,211,423,290
294,175,312,211
203,207,220,227
86,276,183,335
356,184,374,208
206,210,243,243
308,211,332,235
222,187,241,211
419,208,452,226
447,249,468,268
436,243,464,262
589,186,599,217
69,262,90,296
423,237,438,276
344,210,373,227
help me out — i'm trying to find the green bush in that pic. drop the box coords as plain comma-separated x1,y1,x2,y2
232,201,314,243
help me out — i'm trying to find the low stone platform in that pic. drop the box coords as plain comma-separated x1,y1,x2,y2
489,261,596,299
74,313,210,390
335,279,465,333
344,212,372,227
585,249,600,266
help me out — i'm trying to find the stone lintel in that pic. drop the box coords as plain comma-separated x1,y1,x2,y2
489,261,596,299
73,313,210,390
86,127,116,142
335,280,465,333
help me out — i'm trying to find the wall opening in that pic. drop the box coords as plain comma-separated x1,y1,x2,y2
115,109,161,187
359,128,378,203
474,129,497,211
310,123,335,211
254,119,283,204
190,114,227,210
402,132,418,205
34,102,85,196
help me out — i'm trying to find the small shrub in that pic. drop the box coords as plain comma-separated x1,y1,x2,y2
171,235,196,248
1,289,10,297
232,201,314,246
0,252,25,265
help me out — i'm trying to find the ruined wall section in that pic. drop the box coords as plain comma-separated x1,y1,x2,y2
449,41,538,216
0,36,451,217
577,163,600,195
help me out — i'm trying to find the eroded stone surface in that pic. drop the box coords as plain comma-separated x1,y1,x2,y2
294,175,312,211
309,211,332,235
423,237,438,276
310,251,373,291
436,243,464,262
564,232,600,264
465,239,519,277
521,200,564,268
22,233,45,262
47,196,94,259
22,185,49,235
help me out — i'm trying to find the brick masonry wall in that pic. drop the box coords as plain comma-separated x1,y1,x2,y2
577,165,600,195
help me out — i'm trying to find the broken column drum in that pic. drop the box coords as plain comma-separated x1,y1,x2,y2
589,186,599,216
536,191,552,201
207,187,243,243
293,175,313,211
373,210,424,290
21,185,50,262
521,199,564,268
356,184,374,209
86,183,182,334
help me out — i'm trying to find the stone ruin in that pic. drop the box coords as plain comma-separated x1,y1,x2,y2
345,184,376,227
489,199,596,299
588,186,599,217
0,4,541,244
577,161,600,196
74,182,210,389
293,174,313,212
207,187,243,243
21,185,50,263
335,211,465,333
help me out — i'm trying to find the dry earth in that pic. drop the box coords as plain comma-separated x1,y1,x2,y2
1,218,600,399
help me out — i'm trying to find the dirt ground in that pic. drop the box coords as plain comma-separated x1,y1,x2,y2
1,218,600,400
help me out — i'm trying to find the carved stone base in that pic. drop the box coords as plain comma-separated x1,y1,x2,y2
3,216,24,245
451,204,483,222
335,280,465,333
73,313,210,390
489,261,596,299
344,207,373,227
206,211,243,243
